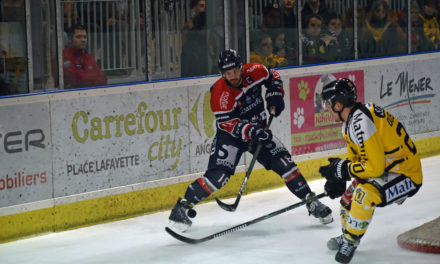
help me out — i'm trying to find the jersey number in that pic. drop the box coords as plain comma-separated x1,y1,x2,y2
396,122,417,155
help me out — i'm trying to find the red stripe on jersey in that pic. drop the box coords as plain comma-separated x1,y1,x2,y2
243,124,252,140
197,178,214,195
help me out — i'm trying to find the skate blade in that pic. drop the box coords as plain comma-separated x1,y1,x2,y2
319,215,334,225
167,220,191,233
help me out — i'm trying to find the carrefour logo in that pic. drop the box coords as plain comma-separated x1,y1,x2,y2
190,91,216,156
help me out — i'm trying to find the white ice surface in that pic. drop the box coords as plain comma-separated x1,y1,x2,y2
1,156,440,264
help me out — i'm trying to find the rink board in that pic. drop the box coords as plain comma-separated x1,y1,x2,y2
1,53,440,243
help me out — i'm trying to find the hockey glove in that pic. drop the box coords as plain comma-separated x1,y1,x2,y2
324,180,347,199
248,125,273,144
265,88,285,117
319,158,351,182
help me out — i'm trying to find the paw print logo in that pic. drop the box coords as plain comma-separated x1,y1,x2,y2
297,80,310,101
293,107,305,128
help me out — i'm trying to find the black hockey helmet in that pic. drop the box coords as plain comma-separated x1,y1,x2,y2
218,49,242,73
321,78,357,109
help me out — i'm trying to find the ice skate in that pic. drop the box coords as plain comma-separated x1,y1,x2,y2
327,234,345,250
305,192,333,224
167,198,196,232
335,236,358,264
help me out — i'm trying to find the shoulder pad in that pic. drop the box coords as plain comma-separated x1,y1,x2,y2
347,108,377,146
243,63,269,78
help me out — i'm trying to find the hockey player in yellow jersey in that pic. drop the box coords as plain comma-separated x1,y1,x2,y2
318,78,423,264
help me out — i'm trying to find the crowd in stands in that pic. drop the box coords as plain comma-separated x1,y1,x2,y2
2,0,440,96
250,0,440,67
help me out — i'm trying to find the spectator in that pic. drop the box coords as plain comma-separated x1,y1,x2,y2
385,0,408,53
262,0,298,65
343,5,366,38
301,14,327,64
182,0,206,45
322,12,353,61
63,24,107,89
301,0,331,26
270,29,297,65
262,0,297,28
410,0,433,52
279,0,297,27
250,31,288,68
418,0,440,50
180,11,208,77
262,3,281,28
358,0,401,58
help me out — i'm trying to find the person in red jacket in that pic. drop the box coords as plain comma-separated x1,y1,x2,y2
63,24,107,88
167,49,333,232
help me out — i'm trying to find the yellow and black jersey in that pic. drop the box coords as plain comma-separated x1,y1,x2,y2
418,13,440,45
342,103,422,185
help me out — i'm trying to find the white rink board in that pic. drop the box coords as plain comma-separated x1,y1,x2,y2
187,84,218,173
50,87,189,197
0,53,440,211
0,101,52,207
365,57,440,134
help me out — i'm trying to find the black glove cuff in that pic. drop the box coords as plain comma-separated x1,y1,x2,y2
337,159,350,181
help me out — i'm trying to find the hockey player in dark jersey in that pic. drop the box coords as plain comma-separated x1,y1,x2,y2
319,78,423,264
168,49,333,232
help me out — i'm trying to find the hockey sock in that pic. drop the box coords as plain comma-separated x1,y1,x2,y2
184,177,215,205
282,169,312,199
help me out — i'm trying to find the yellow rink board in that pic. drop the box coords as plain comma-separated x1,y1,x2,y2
1,136,439,243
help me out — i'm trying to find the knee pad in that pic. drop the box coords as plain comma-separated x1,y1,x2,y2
184,169,231,204
340,183,382,238
270,153,297,175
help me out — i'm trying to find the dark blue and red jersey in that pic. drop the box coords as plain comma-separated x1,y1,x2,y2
210,63,284,141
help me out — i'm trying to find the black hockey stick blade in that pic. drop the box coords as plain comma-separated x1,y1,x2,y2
215,197,239,212
166,192,326,244
215,195,241,212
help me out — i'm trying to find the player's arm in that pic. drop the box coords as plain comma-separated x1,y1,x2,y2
320,110,385,184
210,82,271,143
347,133,385,179
263,67,285,117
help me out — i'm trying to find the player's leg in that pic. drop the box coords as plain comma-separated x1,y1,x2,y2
168,169,231,231
330,181,382,263
329,173,421,263
255,136,333,224
168,131,246,231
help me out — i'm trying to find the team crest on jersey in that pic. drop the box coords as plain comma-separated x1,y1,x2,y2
220,91,230,109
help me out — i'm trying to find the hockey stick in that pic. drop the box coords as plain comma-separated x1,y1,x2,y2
165,192,327,244
215,110,275,212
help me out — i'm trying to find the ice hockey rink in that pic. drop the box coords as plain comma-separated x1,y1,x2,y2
1,155,439,264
